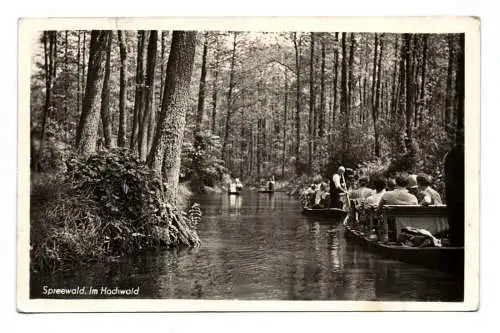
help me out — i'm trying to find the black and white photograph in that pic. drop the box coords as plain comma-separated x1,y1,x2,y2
17,17,480,312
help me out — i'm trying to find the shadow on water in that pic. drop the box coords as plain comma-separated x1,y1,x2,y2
31,191,463,301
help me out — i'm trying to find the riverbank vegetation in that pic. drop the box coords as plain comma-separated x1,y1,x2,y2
31,150,201,273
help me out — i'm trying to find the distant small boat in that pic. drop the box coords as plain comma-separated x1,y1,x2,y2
228,191,241,195
302,207,347,219
258,189,274,194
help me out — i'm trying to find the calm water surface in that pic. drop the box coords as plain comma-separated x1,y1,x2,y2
32,191,463,301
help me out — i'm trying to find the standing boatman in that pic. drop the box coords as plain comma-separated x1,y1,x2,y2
330,166,348,208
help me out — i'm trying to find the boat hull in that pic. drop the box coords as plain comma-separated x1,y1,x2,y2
302,207,348,219
344,224,464,275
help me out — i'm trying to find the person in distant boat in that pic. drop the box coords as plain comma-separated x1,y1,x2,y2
303,183,317,207
268,175,275,191
407,174,419,197
235,178,243,191
350,177,375,201
365,177,387,206
386,177,396,191
416,173,443,206
378,173,418,209
313,182,330,208
330,166,348,208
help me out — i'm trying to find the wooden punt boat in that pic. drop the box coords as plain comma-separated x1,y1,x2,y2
228,191,241,195
302,207,348,219
258,190,274,194
344,223,463,274
343,204,464,274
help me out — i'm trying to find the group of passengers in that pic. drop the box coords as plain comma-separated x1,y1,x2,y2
303,166,443,210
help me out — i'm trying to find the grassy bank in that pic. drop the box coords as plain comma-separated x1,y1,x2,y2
30,149,202,274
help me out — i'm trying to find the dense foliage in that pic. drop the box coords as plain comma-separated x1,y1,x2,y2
181,132,227,190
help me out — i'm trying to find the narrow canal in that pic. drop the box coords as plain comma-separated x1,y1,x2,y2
31,191,463,301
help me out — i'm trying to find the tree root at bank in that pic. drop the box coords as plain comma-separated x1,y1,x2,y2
30,149,202,274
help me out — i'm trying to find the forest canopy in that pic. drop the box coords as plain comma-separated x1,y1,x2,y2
30,30,464,188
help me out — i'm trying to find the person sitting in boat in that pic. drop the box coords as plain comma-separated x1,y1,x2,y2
416,173,443,206
235,178,243,191
313,182,330,208
267,175,275,191
229,182,238,193
378,173,418,209
386,177,396,191
365,177,387,206
329,166,348,208
304,184,318,207
407,174,419,197
350,177,375,202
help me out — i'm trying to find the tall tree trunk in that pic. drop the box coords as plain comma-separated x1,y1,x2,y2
211,36,220,135
147,31,197,202
340,32,349,163
195,32,209,137
445,34,455,134
307,32,315,175
358,77,364,123
139,30,158,160
373,34,384,157
117,30,128,147
331,32,339,145
418,35,428,127
81,31,86,107
404,33,415,146
292,33,302,174
239,120,245,178
397,36,406,124
256,118,261,178
319,35,326,139
222,32,238,162
76,30,81,120
211,47,219,134
76,30,109,156
63,30,69,139
348,33,356,113
159,31,167,107
51,32,57,118
282,71,288,178
147,81,157,153
130,30,147,152
371,34,379,113
100,31,113,149
35,31,56,171
341,33,355,162
361,38,370,123
390,35,399,118
413,36,421,128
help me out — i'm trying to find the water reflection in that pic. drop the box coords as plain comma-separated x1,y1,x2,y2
31,192,463,301
228,194,242,212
